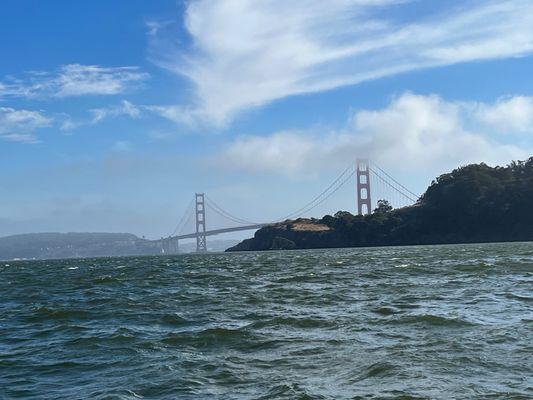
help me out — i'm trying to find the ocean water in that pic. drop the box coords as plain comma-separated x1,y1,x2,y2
1,243,532,399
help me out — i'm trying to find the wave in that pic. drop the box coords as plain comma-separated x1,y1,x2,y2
348,361,397,382
26,306,91,322
504,293,533,302
254,383,326,400
372,306,401,316
388,314,477,327
249,315,336,329
160,313,190,326
160,326,252,347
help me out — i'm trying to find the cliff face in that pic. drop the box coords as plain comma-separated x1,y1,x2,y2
227,158,533,252
229,219,337,251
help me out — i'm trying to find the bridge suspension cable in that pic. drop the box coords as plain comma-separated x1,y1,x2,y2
368,164,418,205
169,198,195,237
200,163,357,227
279,164,356,221
178,209,195,235
370,161,419,201
204,195,260,225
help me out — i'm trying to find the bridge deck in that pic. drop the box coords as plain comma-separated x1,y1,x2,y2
169,223,269,240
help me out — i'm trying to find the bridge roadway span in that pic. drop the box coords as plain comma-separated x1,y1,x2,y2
170,223,270,240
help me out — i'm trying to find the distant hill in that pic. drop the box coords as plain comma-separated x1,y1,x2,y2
0,232,160,260
0,233,241,260
228,158,533,251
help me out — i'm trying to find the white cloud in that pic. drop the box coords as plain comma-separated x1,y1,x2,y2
222,93,531,177
153,0,533,126
473,96,533,133
0,107,52,143
0,64,148,99
225,131,319,177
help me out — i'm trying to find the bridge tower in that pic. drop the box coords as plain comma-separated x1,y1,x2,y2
168,237,179,254
195,193,207,252
356,158,372,215
160,236,179,254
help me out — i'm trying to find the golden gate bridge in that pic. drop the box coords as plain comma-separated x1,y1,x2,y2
158,159,419,253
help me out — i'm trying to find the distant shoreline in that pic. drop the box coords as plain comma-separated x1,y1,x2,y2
0,233,237,261
3,239,533,263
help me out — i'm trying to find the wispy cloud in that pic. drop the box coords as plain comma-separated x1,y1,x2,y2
59,100,142,132
59,100,190,135
145,20,173,37
0,107,52,143
152,0,533,126
0,64,148,99
144,104,204,127
222,93,532,178
90,100,141,123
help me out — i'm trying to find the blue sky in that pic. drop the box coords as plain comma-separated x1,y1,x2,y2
1,0,533,239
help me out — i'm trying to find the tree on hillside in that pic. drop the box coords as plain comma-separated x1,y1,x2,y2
374,199,393,214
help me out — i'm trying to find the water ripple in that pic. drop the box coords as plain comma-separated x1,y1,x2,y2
0,242,532,399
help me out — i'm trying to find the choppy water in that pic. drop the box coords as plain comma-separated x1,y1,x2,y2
1,243,532,399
